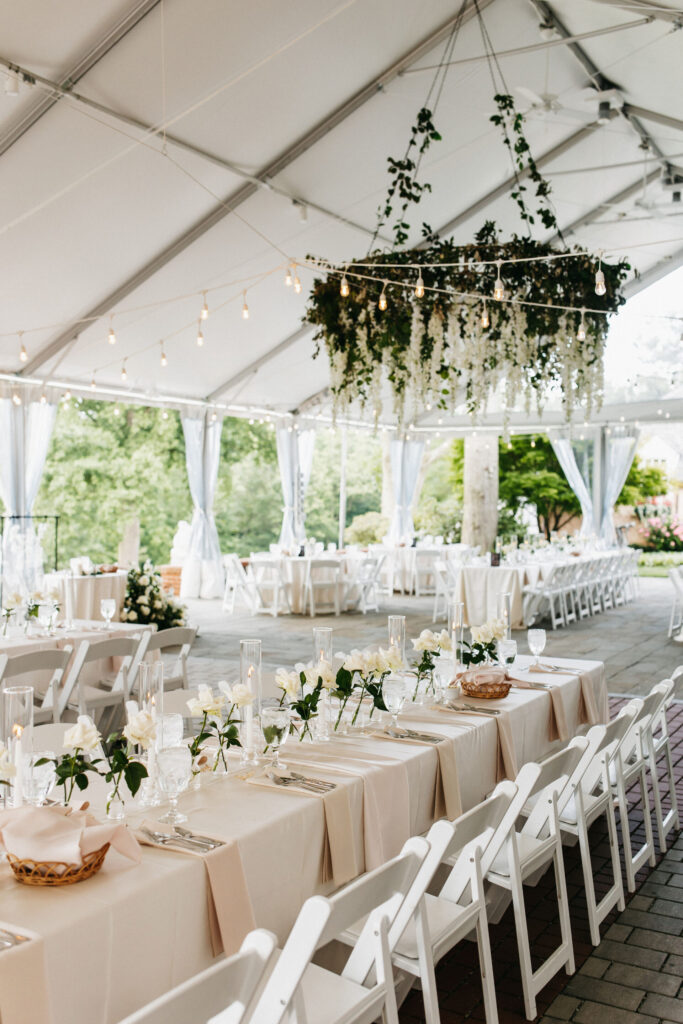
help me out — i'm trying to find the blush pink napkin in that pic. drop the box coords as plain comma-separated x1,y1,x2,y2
0,805,141,869
369,730,462,821
507,675,569,742
137,822,255,957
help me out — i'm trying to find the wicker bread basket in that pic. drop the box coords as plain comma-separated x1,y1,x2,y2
6,843,110,886
459,667,511,700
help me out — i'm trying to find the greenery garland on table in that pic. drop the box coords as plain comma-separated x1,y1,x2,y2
305,93,630,427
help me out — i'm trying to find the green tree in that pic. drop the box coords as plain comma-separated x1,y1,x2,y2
498,435,580,539
618,456,667,506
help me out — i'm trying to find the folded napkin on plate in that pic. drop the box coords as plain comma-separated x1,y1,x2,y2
0,805,141,870
369,730,462,821
247,772,358,886
137,822,255,957
507,676,569,742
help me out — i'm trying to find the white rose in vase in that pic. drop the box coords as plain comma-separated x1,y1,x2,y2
63,715,101,753
186,685,225,717
124,709,157,749
275,667,301,699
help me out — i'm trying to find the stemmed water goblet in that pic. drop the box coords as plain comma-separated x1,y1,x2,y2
499,639,518,667
100,598,116,629
527,628,546,667
383,674,408,734
157,746,192,825
261,706,290,769
24,751,56,805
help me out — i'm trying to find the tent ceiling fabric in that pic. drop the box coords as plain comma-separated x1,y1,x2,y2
1,0,682,420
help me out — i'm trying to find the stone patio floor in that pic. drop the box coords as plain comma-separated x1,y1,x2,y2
182,574,682,1022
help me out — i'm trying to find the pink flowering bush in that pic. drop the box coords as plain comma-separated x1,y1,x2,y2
639,513,683,552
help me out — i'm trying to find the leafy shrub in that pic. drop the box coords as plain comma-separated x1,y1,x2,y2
638,513,683,552
637,551,683,568
344,512,389,545
414,495,462,541
123,564,186,630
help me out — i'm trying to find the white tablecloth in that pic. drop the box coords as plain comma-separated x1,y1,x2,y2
0,657,607,1024
42,572,128,624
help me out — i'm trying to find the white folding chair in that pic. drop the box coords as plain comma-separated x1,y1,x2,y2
223,554,256,615
638,678,680,854
32,720,106,759
412,550,438,597
129,627,197,694
118,928,278,1024
303,559,343,617
59,636,142,733
252,836,430,1024
431,560,450,623
608,694,658,891
345,555,385,614
250,558,291,617
486,740,587,1020
0,647,73,724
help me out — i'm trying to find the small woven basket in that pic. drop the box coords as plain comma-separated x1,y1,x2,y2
459,667,511,700
6,843,110,886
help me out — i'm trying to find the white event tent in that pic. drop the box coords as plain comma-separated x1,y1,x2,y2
1,0,682,595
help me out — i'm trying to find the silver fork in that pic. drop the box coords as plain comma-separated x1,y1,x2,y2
285,770,335,792
385,727,442,744
449,702,500,717
0,929,29,949
267,771,328,794
140,827,213,852
173,825,224,849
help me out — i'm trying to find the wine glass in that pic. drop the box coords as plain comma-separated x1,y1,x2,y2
383,674,408,733
156,714,184,750
527,629,546,667
24,751,56,806
499,639,518,667
37,604,53,636
100,598,116,629
157,746,192,824
261,706,290,769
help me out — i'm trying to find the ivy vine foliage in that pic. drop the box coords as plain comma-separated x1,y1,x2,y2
305,94,630,427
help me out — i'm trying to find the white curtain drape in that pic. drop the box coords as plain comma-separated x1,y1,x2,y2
276,426,315,548
388,438,425,544
601,428,639,545
180,412,224,599
549,433,595,536
0,390,58,596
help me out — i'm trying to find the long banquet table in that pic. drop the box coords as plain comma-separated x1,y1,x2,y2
0,656,608,1024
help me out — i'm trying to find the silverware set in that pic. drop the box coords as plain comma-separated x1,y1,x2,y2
140,826,223,852
267,770,335,794
384,727,442,744
448,702,501,717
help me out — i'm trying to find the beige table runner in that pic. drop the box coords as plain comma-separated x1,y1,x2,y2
0,927,51,1024
137,822,255,957
368,730,462,821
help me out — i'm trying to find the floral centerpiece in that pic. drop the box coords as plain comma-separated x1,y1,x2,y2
410,629,451,699
332,647,400,728
275,660,336,740
186,683,244,773
1,592,21,637
123,563,186,631
460,618,507,668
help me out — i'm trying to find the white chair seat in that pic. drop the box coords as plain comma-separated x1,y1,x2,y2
66,684,124,710
395,893,476,960
559,789,605,826
488,832,553,880
296,961,383,1024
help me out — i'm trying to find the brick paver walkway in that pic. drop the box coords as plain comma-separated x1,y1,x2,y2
400,698,683,1024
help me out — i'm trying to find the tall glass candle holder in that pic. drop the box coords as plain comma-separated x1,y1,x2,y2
497,592,512,640
240,640,262,766
312,627,333,743
387,615,406,666
3,686,33,808
447,600,465,666
137,662,164,808
312,627,333,664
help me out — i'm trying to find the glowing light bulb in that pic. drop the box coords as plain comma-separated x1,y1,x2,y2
200,293,209,320
19,343,27,363
493,260,504,301
90,376,96,391
108,322,116,345
378,283,388,311
340,274,350,297
40,391,46,405
160,349,167,367
577,309,586,341
197,323,204,347
595,262,606,296
121,362,127,382
114,404,120,416
293,274,302,294
481,302,490,329
530,438,536,448
64,389,71,402
162,410,169,420
284,266,293,288
12,392,21,406
415,274,425,299
242,294,250,320
210,411,217,422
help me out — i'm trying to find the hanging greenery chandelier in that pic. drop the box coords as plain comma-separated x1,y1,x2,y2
304,7,630,428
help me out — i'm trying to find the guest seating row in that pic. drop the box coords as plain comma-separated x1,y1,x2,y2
523,550,640,629
118,673,680,1024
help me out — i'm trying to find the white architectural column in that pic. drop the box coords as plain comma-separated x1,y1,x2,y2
462,434,498,553
180,411,224,599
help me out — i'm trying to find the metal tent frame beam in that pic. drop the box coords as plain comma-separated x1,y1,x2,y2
0,0,162,159
622,244,683,297
206,325,313,402
20,0,496,378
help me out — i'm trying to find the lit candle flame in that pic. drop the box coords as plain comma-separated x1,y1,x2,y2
12,724,23,739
